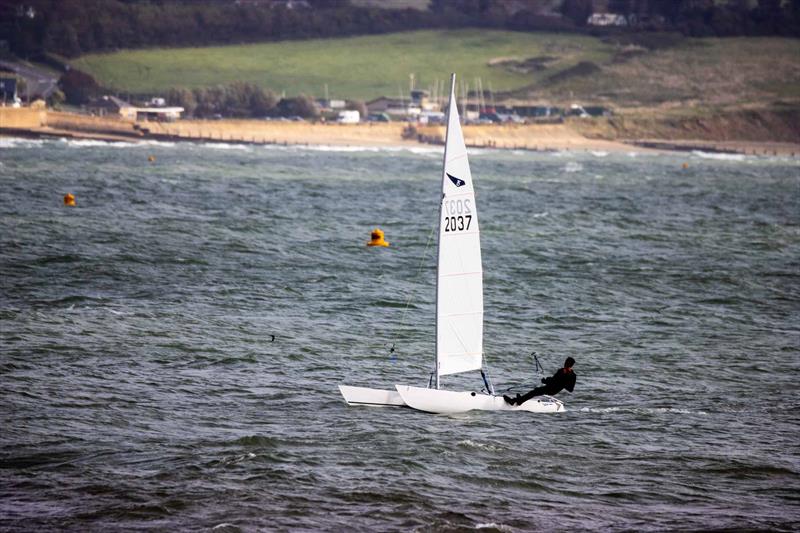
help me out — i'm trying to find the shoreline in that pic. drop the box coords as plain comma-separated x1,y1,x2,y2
1,108,798,156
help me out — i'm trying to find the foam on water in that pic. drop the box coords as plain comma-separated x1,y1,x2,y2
261,143,443,156
0,137,45,148
577,407,709,416
201,142,254,151
56,138,179,149
691,150,748,161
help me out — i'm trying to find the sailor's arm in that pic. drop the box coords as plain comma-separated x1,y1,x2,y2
564,373,576,393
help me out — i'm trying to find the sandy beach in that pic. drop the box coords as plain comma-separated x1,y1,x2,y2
1,107,798,156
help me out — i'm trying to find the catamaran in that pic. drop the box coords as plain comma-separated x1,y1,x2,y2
339,74,563,414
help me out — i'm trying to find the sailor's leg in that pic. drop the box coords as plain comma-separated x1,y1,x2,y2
516,386,548,405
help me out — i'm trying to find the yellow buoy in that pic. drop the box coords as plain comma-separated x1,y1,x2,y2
148,155,156,163
367,228,389,247
63,193,76,206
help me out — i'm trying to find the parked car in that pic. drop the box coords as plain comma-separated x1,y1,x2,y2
337,110,360,124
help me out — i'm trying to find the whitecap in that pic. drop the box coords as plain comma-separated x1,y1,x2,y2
476,523,514,532
64,139,140,149
58,138,182,149
457,439,499,451
138,140,177,148
591,150,609,157
564,161,583,173
578,406,708,415
261,143,444,156
200,142,253,151
0,137,45,149
692,150,746,162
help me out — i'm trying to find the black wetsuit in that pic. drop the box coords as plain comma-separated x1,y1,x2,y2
513,368,576,405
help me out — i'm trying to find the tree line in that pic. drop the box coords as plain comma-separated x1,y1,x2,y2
165,84,323,120
6,0,799,60
59,69,347,120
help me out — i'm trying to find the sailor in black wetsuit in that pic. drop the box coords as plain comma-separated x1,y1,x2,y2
504,357,576,406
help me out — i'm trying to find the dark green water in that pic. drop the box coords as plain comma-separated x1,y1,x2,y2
1,138,799,531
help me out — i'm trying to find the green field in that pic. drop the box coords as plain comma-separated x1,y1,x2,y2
72,29,800,108
71,29,616,100
534,37,800,107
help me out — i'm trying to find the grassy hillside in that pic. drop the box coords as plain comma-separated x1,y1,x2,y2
71,30,800,109
527,37,800,108
71,30,616,100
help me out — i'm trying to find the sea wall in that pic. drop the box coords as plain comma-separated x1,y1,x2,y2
139,119,411,147
46,111,142,137
0,107,46,129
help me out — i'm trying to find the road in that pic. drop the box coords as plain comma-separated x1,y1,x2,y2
0,59,59,99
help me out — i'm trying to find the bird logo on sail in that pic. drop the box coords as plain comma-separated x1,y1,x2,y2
447,173,466,187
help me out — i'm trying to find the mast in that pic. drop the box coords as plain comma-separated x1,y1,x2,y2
435,73,457,390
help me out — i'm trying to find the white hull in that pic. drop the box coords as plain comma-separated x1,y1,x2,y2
338,385,406,407
395,385,564,414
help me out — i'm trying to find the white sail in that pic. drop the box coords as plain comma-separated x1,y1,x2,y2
436,74,483,378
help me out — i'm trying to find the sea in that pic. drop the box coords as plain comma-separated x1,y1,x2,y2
1,137,799,532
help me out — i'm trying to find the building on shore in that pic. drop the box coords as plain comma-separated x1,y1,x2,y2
366,97,421,121
0,74,18,106
86,95,183,121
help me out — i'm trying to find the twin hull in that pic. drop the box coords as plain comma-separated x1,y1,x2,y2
338,385,564,414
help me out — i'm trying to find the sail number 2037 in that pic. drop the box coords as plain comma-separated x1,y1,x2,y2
443,198,473,233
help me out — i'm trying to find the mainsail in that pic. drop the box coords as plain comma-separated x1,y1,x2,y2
435,74,483,381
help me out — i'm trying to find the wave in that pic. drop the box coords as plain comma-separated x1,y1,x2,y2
457,439,500,452
211,524,240,532
230,435,279,447
199,142,253,151
260,143,444,155
476,523,514,532
59,138,178,149
0,137,45,149
577,406,708,415
62,139,140,148
692,150,747,162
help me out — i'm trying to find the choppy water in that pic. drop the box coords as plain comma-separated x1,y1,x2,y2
1,137,799,531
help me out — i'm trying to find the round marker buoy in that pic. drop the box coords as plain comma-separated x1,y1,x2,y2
367,228,389,247
148,155,156,163
63,193,76,206
682,163,688,169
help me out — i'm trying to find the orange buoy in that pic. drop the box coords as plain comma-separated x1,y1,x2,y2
682,162,688,169
148,155,156,163
367,228,389,247
63,193,76,206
